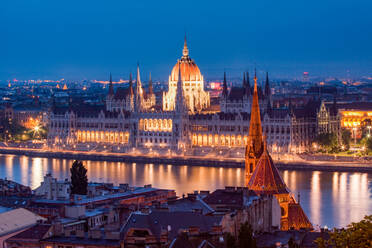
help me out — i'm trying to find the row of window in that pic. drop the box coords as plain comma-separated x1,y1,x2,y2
140,137,168,144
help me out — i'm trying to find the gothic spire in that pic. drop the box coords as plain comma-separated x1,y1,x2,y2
243,72,246,88
222,71,228,97
246,71,251,95
135,63,142,111
129,72,133,96
248,71,263,158
108,72,114,95
182,34,189,58
148,72,153,95
136,63,141,87
265,72,271,96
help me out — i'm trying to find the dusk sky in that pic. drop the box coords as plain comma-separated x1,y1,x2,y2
1,0,372,81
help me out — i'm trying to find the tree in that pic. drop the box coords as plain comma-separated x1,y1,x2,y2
341,129,352,150
316,132,339,153
366,138,372,152
315,215,372,248
237,222,257,248
70,160,88,195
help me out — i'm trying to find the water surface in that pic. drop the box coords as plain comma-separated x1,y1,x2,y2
0,154,371,228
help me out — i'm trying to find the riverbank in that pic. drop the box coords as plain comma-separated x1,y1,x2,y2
0,147,371,173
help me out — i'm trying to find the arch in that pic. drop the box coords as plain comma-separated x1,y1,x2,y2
237,135,242,146
220,135,225,146
203,134,208,146
214,134,219,146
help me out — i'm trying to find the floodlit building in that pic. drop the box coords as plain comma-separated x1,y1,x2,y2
47,38,339,155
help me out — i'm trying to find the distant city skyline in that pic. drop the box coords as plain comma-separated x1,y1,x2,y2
1,0,371,81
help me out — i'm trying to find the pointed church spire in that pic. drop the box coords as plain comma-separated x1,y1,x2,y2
249,70,263,150
222,71,228,97
108,72,114,95
265,72,271,96
246,71,251,95
148,72,153,95
129,72,133,96
182,34,189,57
245,70,264,185
135,63,142,111
136,63,141,87
243,72,246,88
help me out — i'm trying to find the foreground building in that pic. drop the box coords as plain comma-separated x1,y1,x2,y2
245,78,312,230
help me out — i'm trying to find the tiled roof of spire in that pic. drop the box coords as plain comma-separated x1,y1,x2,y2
247,73,264,158
284,196,313,230
247,149,289,195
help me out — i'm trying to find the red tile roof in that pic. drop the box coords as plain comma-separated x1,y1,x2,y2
247,150,289,195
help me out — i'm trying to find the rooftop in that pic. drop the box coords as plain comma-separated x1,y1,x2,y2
0,208,45,237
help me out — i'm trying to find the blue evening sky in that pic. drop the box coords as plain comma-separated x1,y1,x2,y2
1,0,371,81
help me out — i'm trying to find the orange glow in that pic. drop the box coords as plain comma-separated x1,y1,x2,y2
340,110,372,128
24,117,40,129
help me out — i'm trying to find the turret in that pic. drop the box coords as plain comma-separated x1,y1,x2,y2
108,73,114,96
129,72,133,96
134,64,143,112
148,72,153,95
265,72,271,97
222,71,228,97
242,72,246,89
265,72,272,112
245,72,251,96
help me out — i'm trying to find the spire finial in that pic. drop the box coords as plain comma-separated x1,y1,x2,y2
183,34,189,57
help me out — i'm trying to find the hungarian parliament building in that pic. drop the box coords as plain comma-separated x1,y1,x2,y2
47,39,340,155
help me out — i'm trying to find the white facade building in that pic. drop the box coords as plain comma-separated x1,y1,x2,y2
47,39,337,155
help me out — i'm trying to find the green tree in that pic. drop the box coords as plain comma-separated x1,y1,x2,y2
315,215,372,248
341,129,352,150
316,132,339,153
237,222,257,248
366,138,372,152
70,160,88,195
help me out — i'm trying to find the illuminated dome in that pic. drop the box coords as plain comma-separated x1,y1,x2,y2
170,38,202,82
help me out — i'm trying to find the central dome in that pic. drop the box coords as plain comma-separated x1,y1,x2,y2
170,38,202,82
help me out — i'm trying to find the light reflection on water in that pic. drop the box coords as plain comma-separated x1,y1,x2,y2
0,154,370,228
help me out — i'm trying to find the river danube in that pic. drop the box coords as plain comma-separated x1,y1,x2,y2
0,154,371,228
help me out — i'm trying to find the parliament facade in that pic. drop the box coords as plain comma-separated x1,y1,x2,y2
47,39,340,155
